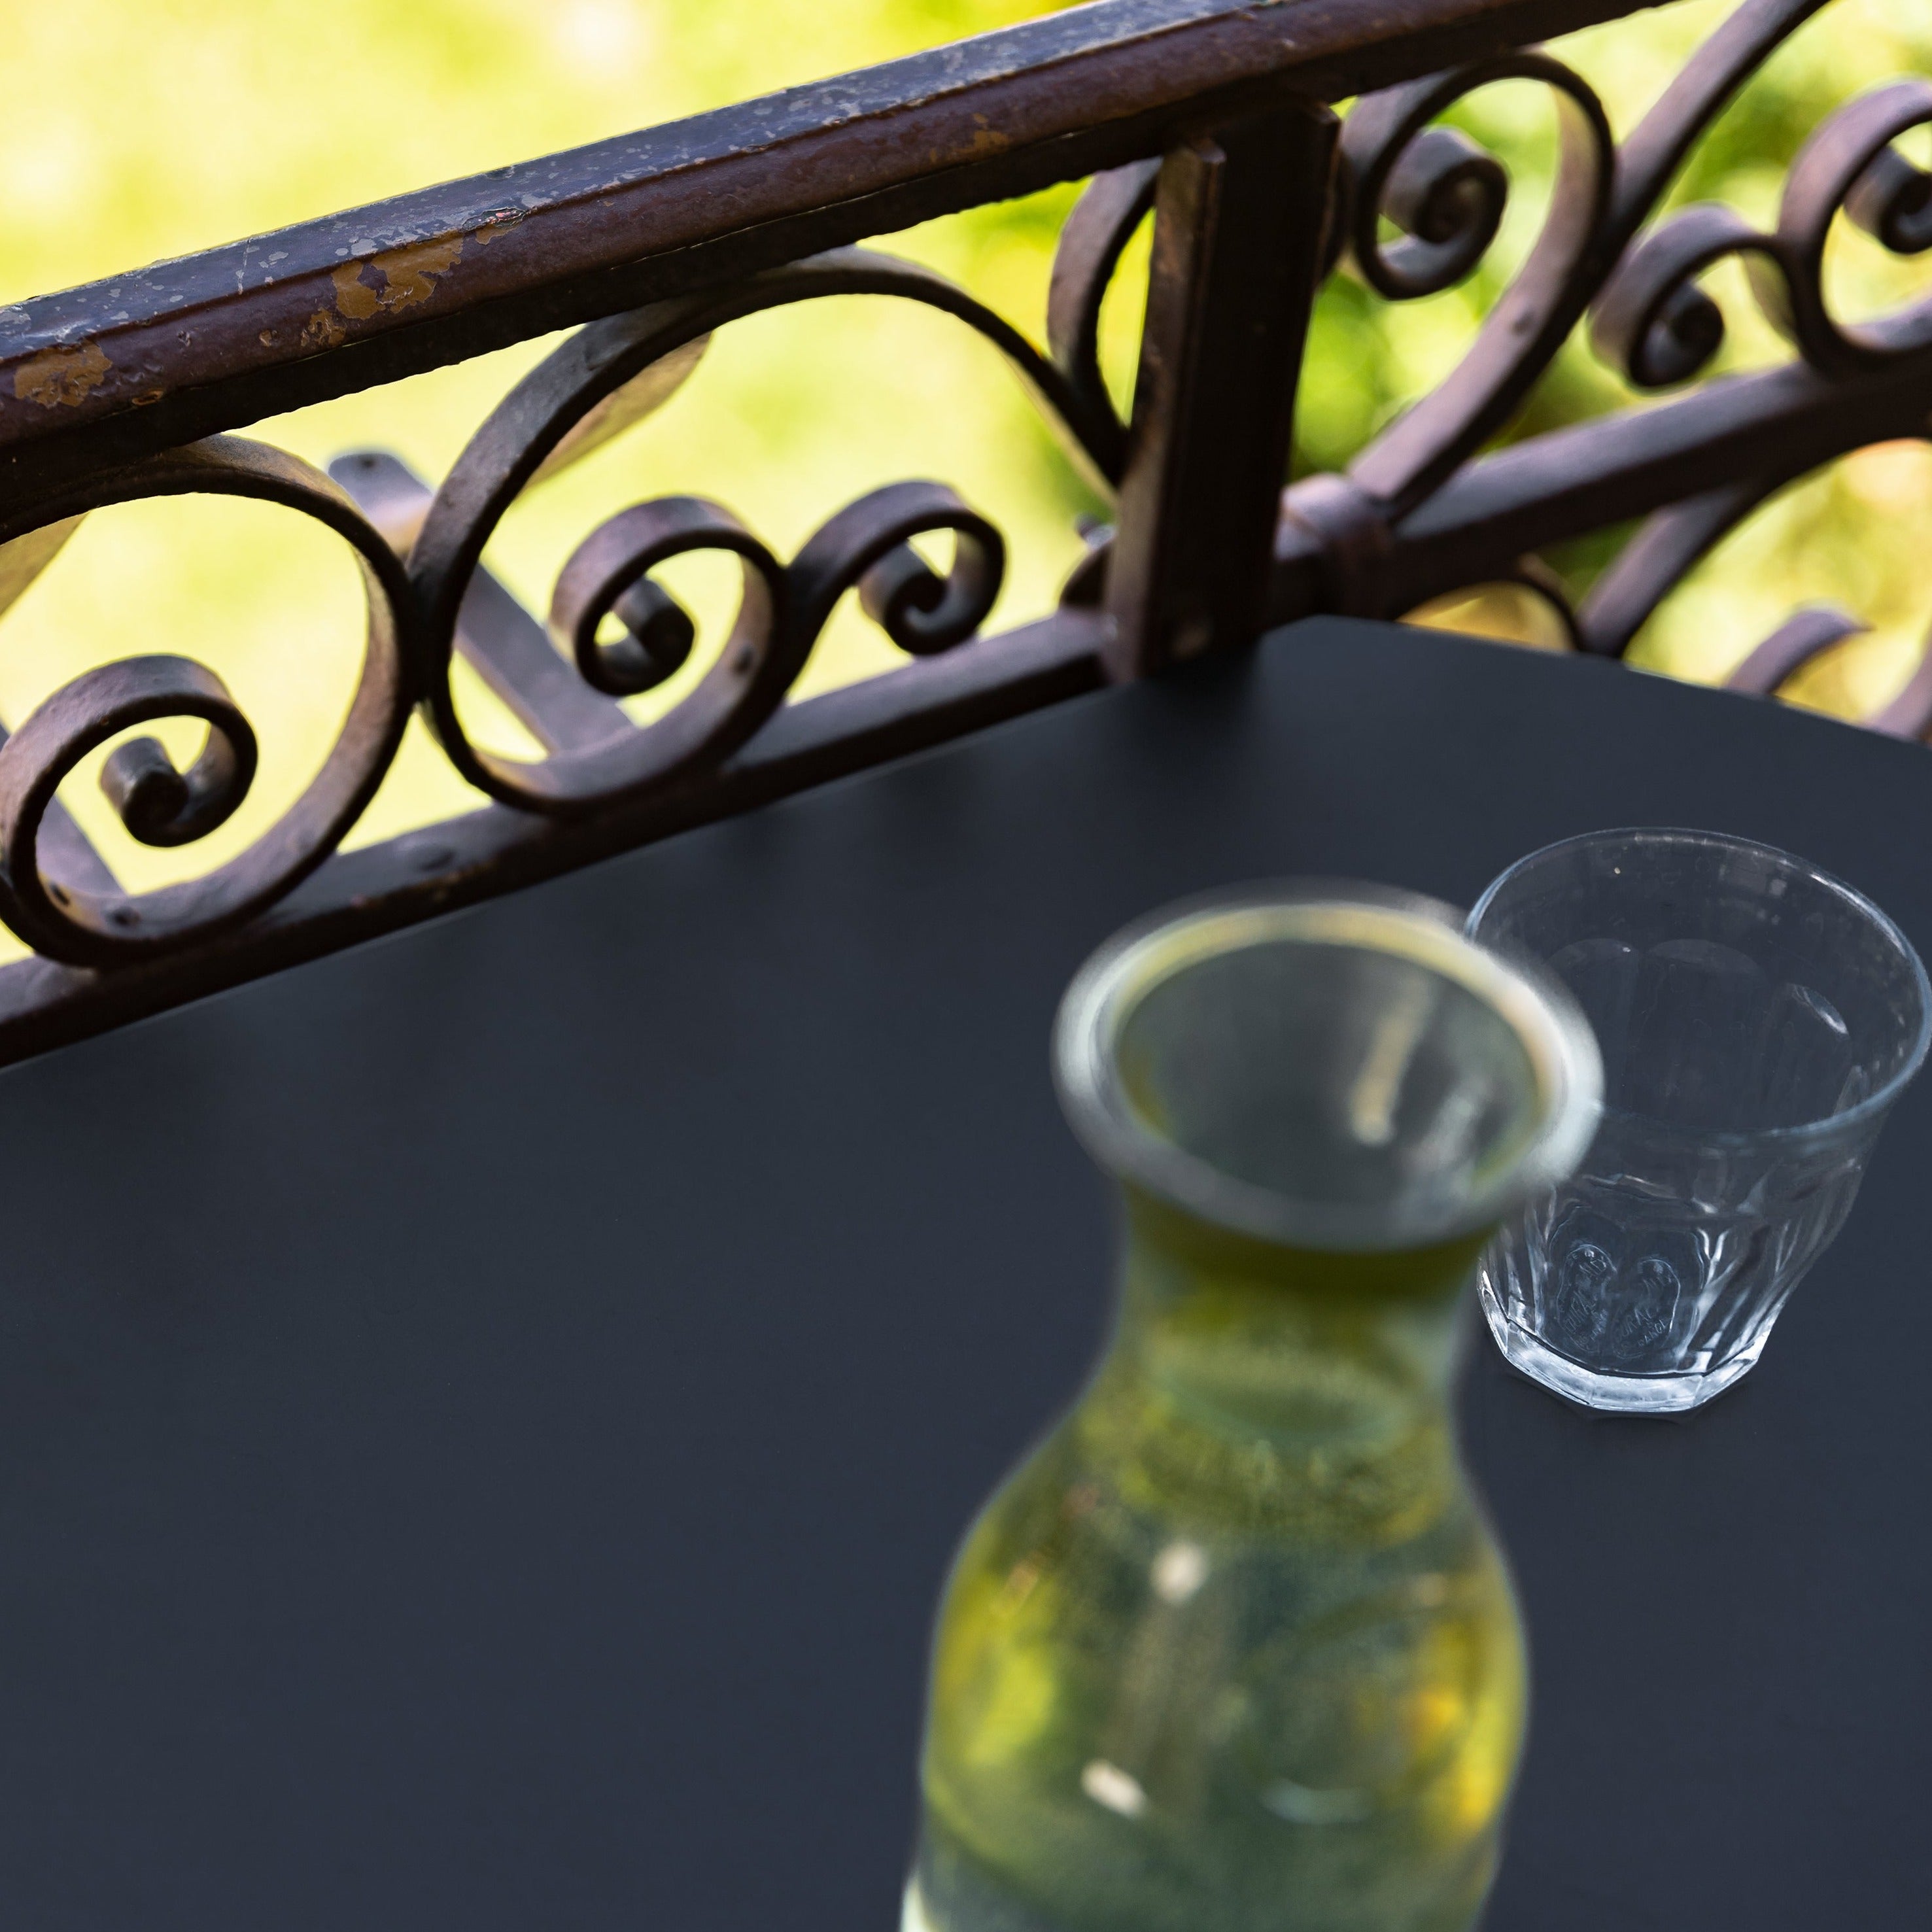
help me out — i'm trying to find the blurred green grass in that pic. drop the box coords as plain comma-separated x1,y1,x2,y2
0,0,1927,939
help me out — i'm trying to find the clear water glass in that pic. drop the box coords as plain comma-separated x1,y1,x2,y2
1469,829,1931,1414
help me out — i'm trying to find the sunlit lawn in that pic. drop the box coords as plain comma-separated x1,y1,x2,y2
0,0,1927,935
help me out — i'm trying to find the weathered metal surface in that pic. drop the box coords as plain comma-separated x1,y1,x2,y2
0,0,1926,1063
0,0,1637,502
1104,103,1339,676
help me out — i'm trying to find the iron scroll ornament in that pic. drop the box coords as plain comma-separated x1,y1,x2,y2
405,246,1121,816
1576,71,1932,696
1279,0,1932,717
1336,49,1617,520
0,227,1147,957
1330,0,1853,528
1591,77,1932,387
0,438,415,969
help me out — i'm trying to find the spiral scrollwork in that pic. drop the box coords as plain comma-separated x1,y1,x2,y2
2,653,258,899
1761,78,1932,372
1588,202,1770,389
548,496,784,708
0,220,1104,978
1845,135,1932,258
1589,81,1932,390
787,481,1003,659
1341,117,1509,302
1307,0,1932,744
1337,54,1617,517
0,438,414,968
93,663,258,849
408,249,1056,817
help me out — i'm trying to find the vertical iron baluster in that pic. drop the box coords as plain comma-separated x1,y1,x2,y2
1103,99,1339,680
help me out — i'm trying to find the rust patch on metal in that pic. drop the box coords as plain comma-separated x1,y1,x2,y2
938,114,1013,164
332,237,466,324
472,208,526,247
13,342,112,409
370,236,464,308
332,262,385,322
301,309,347,351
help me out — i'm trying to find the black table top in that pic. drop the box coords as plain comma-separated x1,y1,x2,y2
0,616,1925,1929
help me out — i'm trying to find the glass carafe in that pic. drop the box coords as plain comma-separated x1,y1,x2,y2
906,886,1600,1932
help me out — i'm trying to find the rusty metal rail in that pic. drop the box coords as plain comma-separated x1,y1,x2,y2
0,0,1925,1061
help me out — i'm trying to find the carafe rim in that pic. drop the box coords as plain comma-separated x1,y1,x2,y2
1053,880,1602,1254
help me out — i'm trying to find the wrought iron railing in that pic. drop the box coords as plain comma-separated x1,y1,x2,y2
0,0,1924,1061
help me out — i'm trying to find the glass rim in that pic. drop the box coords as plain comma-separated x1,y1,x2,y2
1467,826,1932,1148
1052,881,1604,1253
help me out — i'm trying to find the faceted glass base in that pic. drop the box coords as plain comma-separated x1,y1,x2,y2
1480,1283,1763,1414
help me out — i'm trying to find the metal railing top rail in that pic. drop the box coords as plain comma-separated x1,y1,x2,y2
0,0,1647,502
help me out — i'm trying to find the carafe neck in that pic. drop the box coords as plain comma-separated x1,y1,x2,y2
1081,1189,1487,1540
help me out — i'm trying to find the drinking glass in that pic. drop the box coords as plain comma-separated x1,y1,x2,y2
1469,829,1931,1415
906,884,1600,1932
